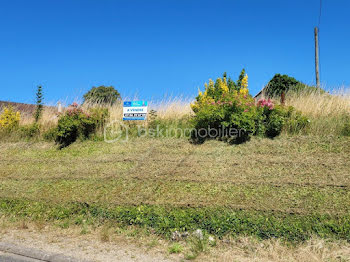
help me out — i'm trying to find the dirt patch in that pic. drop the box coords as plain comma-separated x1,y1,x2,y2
0,225,177,262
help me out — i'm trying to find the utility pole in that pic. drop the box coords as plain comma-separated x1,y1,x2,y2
314,27,320,89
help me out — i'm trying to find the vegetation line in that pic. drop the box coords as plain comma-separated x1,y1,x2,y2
1,197,350,242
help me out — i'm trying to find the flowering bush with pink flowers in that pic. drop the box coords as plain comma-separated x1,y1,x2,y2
55,103,96,148
255,99,309,138
257,98,274,110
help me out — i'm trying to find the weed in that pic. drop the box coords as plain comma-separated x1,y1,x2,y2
100,224,111,242
168,243,183,254
17,220,28,230
34,219,46,231
80,224,90,235
59,220,70,229
146,239,159,250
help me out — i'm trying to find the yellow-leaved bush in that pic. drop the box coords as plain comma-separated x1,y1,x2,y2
0,106,21,131
190,70,311,144
190,70,258,144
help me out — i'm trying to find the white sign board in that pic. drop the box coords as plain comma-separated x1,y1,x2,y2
123,101,148,120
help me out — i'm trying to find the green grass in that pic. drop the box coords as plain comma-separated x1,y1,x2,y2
168,243,183,254
0,136,350,241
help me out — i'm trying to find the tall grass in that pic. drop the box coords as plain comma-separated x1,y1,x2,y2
99,96,193,123
285,89,350,136
2,90,350,139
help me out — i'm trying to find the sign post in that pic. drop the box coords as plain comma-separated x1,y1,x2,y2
123,101,148,121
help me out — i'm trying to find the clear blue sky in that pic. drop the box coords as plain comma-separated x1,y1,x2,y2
1,0,349,104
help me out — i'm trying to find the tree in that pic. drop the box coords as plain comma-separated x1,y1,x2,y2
34,85,43,122
83,86,121,105
265,74,323,97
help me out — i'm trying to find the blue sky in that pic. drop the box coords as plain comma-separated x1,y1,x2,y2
1,0,349,104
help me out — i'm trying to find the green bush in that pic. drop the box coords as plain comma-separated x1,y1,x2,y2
255,100,309,138
284,110,310,135
190,72,256,144
265,111,285,138
18,123,40,138
43,127,58,141
88,107,109,131
342,117,350,136
265,74,324,97
191,73,310,143
55,104,96,148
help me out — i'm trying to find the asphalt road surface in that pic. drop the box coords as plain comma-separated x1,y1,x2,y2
0,242,88,262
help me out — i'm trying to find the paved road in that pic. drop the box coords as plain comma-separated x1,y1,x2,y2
0,242,89,262
0,251,41,262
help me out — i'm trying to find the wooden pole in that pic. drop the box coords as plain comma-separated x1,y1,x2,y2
280,91,285,106
314,27,320,89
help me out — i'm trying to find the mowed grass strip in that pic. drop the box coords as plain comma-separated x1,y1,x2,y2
0,137,349,185
0,178,349,214
0,136,350,240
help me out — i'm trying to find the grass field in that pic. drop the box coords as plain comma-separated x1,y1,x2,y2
1,89,350,260
1,135,350,243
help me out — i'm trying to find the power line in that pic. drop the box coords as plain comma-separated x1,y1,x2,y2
318,0,322,28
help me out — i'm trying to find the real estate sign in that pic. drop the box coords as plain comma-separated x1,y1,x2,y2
123,101,148,120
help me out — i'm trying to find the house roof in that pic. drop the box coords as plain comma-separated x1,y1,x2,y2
0,101,56,116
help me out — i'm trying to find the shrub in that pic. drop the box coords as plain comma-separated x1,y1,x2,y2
55,103,96,148
265,74,323,97
88,107,109,131
0,106,20,131
256,100,310,137
190,72,257,144
283,109,310,135
43,127,58,141
342,116,350,136
83,86,121,105
19,123,40,138
256,100,284,138
190,72,310,144
265,110,285,138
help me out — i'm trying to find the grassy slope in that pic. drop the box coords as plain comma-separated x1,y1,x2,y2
1,136,350,240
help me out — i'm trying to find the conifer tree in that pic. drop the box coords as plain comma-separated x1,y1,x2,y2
34,85,43,123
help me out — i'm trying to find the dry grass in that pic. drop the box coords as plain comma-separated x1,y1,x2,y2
148,97,193,120
85,96,193,123
0,221,173,262
19,106,59,129
16,97,193,130
286,90,350,118
13,89,350,140
285,89,350,136
12,89,350,137
209,237,350,262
